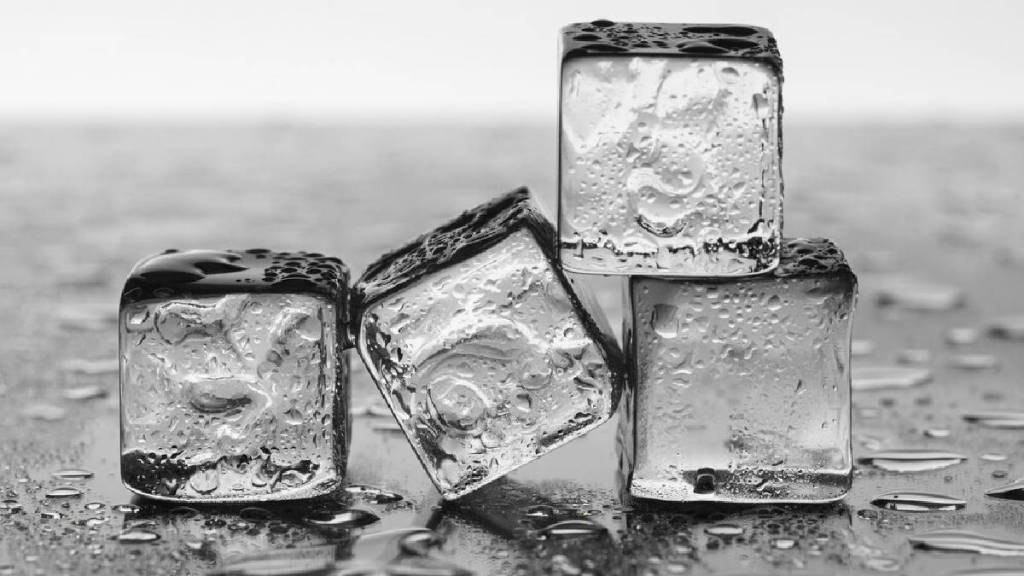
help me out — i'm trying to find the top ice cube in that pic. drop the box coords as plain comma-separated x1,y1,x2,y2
559,21,783,276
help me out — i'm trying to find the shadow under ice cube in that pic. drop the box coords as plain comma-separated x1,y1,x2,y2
119,249,350,503
356,188,624,500
559,22,783,276
619,238,856,503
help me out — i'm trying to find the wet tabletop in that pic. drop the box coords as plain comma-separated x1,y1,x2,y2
2,123,1024,575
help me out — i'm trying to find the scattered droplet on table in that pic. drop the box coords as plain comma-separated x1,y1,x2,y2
45,487,84,498
858,449,967,472
950,353,999,370
870,491,965,511
52,468,94,480
539,519,607,539
986,478,1024,501
852,366,932,391
964,412,1024,429
909,530,1024,557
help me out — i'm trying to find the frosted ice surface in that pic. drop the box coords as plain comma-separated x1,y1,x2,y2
619,238,855,503
359,227,622,500
560,57,782,275
120,293,346,502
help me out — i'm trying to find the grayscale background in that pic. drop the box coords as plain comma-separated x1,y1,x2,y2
1,1,1023,575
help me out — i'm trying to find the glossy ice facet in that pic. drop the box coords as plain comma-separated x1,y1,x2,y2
559,23,783,276
357,189,623,499
119,250,350,503
619,238,856,503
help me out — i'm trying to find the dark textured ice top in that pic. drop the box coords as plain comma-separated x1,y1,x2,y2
356,187,555,305
774,238,853,278
561,20,782,76
121,249,351,313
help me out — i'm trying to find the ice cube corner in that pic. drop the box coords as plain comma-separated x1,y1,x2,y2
119,249,350,503
559,21,784,276
355,187,625,500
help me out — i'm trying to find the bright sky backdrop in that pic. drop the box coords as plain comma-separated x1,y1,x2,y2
1,0,1021,121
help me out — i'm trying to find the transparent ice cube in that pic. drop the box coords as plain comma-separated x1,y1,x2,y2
560,55,782,276
120,292,347,502
619,238,856,503
357,189,623,499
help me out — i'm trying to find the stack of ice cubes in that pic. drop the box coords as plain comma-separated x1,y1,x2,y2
556,21,857,503
118,20,856,506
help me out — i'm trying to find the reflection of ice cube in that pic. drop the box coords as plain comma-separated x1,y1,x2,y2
619,239,856,503
120,292,346,502
357,189,624,499
560,55,782,276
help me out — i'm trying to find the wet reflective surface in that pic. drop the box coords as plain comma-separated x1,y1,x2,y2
1,123,1024,574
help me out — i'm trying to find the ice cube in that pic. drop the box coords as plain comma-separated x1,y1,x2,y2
119,249,350,502
619,238,856,503
559,22,783,276
356,188,624,500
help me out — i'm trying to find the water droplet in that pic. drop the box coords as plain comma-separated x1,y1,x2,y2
870,491,966,511
923,428,951,439
115,529,161,544
345,484,404,504
909,530,1024,557
84,502,105,511
188,468,220,494
113,504,140,514
945,327,980,346
983,453,1009,462
539,519,607,539
399,529,442,556
858,449,967,472
989,316,1024,340
852,366,932,391
22,403,67,421
62,385,108,401
705,523,744,537
303,508,379,529
772,538,797,549
60,358,118,376
52,468,94,480
964,412,1024,429
986,478,1024,500
875,277,965,311
950,353,999,370
0,500,22,514
45,487,84,498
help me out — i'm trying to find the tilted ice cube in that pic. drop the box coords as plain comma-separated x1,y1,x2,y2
559,21,783,276
619,238,856,503
120,249,350,502
356,188,624,499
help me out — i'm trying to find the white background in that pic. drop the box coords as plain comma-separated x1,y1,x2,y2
1,0,1020,122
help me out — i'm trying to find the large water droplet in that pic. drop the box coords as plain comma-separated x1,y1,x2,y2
539,519,607,539
986,478,1024,501
964,412,1024,429
858,449,967,472
45,487,84,498
909,530,1024,557
870,491,966,511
